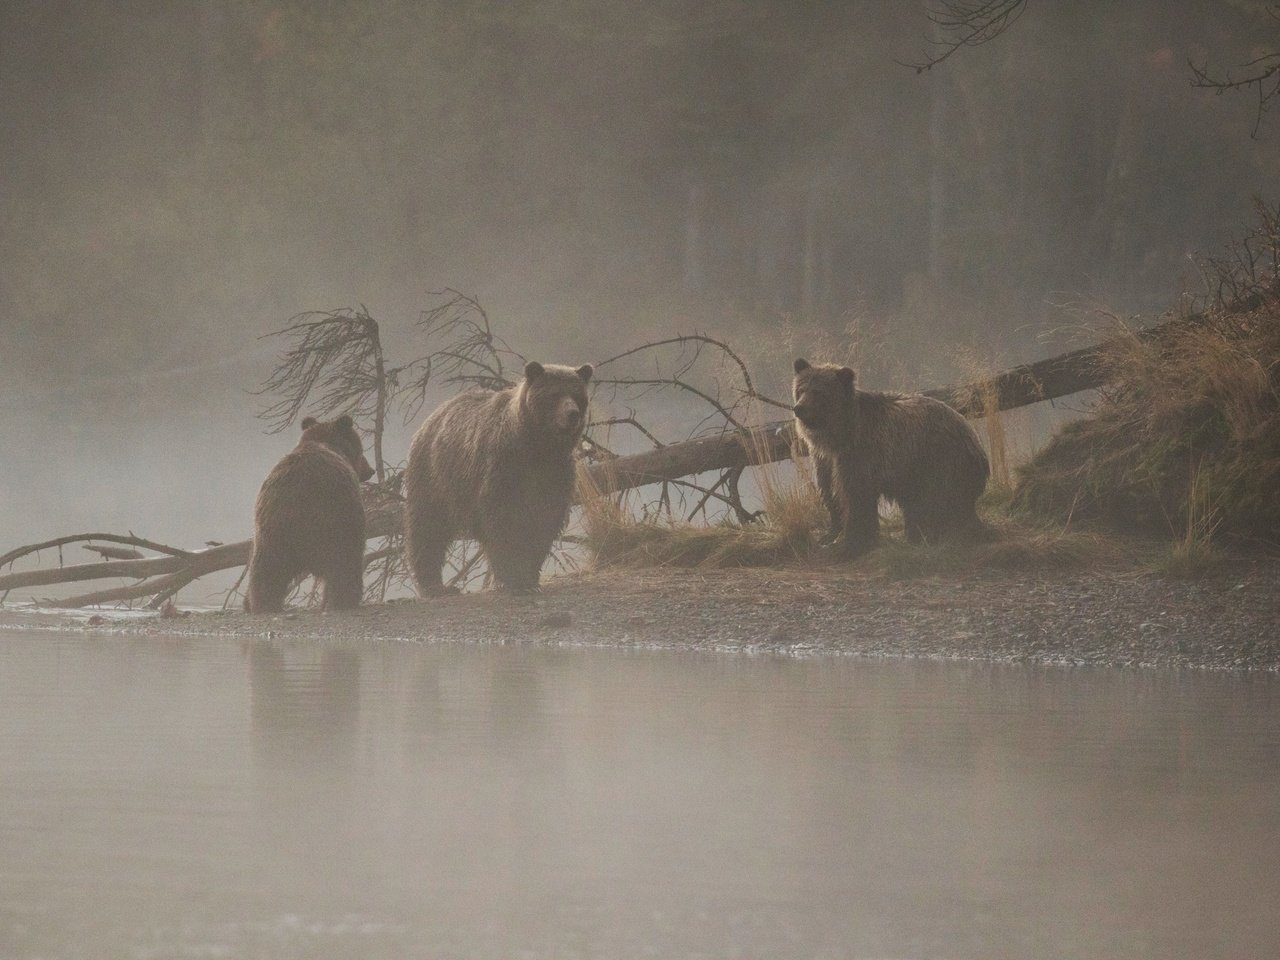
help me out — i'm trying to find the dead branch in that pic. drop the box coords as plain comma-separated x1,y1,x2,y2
255,306,393,483
1190,37,1280,138
0,533,191,571
594,333,789,412
902,0,1028,74
589,415,666,450
398,289,523,421
83,545,145,561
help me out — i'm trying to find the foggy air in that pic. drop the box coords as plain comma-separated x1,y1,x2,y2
2,4,1279,959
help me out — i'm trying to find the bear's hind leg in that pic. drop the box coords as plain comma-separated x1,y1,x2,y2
321,547,364,610
405,499,456,596
244,546,294,614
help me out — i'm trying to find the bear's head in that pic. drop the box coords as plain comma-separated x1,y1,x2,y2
300,415,375,481
518,360,593,443
792,358,856,436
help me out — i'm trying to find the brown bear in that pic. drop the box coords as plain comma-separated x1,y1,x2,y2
403,360,592,594
792,358,989,557
244,414,375,613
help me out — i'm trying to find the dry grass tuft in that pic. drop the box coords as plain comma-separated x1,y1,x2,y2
951,349,1017,490
577,455,824,569
1152,463,1228,578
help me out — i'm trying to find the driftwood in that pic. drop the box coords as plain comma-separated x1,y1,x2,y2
0,318,1169,607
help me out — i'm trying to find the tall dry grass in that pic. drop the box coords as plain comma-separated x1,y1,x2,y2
576,430,825,569
1014,270,1280,549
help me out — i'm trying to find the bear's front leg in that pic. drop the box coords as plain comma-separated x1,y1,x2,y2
814,455,843,545
485,540,543,593
480,515,554,593
830,489,880,558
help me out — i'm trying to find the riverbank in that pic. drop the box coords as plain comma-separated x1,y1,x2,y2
5,557,1279,671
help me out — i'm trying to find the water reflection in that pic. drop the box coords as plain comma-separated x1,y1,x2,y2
0,634,1276,959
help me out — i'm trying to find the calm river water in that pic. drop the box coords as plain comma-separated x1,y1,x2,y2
1,632,1277,960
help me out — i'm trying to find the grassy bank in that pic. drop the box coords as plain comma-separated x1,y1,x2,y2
1013,210,1280,557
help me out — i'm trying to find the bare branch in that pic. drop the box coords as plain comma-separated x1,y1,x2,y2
254,306,391,482
589,415,666,450
1190,47,1280,138
594,333,789,411
398,289,523,422
0,533,191,571
903,0,1028,74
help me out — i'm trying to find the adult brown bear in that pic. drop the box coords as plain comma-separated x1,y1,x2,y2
244,415,374,613
792,358,989,557
403,361,592,594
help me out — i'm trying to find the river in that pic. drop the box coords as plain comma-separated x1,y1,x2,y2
1,632,1276,959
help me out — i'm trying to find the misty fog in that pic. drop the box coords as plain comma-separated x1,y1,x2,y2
2,1,1275,559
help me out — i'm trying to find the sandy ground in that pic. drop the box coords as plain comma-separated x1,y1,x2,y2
6,559,1279,671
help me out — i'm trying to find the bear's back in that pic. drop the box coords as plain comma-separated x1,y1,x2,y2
255,440,364,543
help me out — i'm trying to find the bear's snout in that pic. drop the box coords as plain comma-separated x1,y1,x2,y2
793,401,816,424
357,457,375,481
554,397,585,434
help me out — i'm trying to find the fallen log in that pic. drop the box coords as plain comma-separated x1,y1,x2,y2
0,497,405,608
580,316,1172,493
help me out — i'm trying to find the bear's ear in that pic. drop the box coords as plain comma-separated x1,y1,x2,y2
335,415,353,430
524,361,545,382
793,358,811,374
301,417,317,430
576,364,594,383
837,367,856,390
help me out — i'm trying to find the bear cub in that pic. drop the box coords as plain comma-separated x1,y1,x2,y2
792,358,989,557
244,414,374,613
403,360,592,594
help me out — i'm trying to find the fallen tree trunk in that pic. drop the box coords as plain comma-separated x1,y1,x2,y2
580,316,1170,494
0,319,1170,606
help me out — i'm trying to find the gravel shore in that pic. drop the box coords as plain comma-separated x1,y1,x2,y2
8,559,1279,671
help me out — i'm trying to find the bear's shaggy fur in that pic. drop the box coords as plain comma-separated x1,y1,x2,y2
244,415,374,613
792,358,989,556
403,360,593,593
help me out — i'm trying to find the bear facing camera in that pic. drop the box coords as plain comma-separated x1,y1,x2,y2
792,358,989,557
403,360,593,594
244,414,374,613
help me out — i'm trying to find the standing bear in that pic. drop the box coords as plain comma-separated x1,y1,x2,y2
403,361,592,594
792,358,989,557
244,414,375,613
